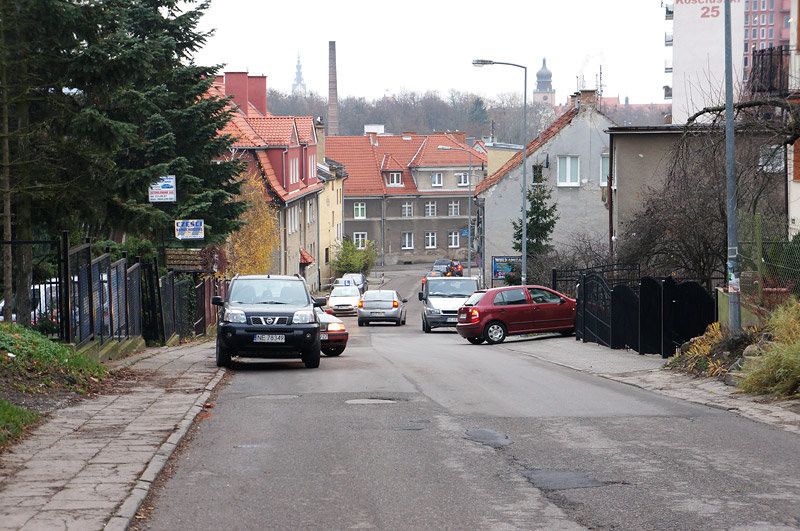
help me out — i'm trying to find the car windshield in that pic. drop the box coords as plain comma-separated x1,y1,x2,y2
229,278,309,305
463,291,485,306
330,286,360,298
426,278,479,297
363,290,393,301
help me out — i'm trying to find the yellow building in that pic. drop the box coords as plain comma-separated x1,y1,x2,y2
315,121,348,289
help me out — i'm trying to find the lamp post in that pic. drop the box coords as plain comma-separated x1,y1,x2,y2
473,58,528,284
438,145,473,277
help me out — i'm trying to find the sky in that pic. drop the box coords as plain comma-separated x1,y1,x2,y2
193,0,670,106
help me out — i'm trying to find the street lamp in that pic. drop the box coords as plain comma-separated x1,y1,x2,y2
438,145,473,277
473,58,528,284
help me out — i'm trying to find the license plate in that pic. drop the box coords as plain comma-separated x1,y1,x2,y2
320,333,328,340
371,311,384,316
447,317,458,323
459,313,466,319
254,334,284,343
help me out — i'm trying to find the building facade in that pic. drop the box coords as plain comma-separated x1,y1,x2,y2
326,132,487,265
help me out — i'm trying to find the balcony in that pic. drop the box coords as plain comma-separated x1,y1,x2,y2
665,61,673,74
748,45,790,96
665,3,674,19
665,32,673,47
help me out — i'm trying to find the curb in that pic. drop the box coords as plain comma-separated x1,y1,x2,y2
103,367,226,531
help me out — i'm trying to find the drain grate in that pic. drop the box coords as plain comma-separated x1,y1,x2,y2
521,469,607,490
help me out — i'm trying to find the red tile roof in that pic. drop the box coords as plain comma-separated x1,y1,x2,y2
475,108,579,195
327,132,485,198
299,248,314,264
246,116,298,146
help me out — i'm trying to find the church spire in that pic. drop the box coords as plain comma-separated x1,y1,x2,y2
292,52,307,95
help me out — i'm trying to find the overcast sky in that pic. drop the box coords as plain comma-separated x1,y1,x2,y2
194,0,669,106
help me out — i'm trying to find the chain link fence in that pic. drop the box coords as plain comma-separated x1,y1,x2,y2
738,213,800,323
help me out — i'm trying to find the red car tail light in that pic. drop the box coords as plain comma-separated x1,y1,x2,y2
392,300,398,308
469,308,480,323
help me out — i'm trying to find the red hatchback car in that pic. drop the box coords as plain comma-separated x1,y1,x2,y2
456,285,576,344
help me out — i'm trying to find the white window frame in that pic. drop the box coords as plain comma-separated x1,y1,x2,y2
401,232,414,250
353,232,367,250
448,200,460,216
306,198,314,223
456,172,469,187
388,172,402,186
425,201,437,217
600,154,609,187
401,201,413,217
425,232,437,249
557,155,580,187
354,202,366,219
431,172,443,187
448,231,459,248
760,27,766,39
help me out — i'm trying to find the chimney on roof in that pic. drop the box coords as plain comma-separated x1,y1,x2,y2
214,75,224,85
248,75,267,116
451,132,467,144
569,92,579,109
579,89,597,107
327,42,339,136
224,72,250,115
402,131,416,136
315,117,325,162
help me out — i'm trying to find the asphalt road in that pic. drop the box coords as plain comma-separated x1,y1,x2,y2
138,267,800,530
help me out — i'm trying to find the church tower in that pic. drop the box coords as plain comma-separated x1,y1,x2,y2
292,53,307,95
532,58,555,106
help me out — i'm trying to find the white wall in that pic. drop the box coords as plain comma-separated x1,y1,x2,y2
672,0,744,124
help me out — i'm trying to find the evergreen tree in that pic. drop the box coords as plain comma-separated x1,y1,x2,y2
510,173,559,284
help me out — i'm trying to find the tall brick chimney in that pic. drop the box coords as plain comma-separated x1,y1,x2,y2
224,72,250,115
248,75,268,116
579,89,597,107
328,41,339,136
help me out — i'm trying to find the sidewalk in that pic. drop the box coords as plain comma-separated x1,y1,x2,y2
0,340,223,531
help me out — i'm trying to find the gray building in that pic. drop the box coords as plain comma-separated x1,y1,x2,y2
475,90,616,283
327,132,487,266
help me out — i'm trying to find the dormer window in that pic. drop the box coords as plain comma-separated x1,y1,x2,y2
431,172,443,187
388,172,402,186
456,172,470,187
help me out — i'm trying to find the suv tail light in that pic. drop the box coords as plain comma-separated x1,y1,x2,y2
469,308,480,323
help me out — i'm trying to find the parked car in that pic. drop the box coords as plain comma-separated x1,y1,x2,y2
314,307,349,356
357,290,407,326
456,285,576,344
342,272,368,293
327,285,362,316
419,276,479,333
212,274,326,368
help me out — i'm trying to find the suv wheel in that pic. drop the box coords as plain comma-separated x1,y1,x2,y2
484,321,507,344
215,340,233,367
302,339,321,368
422,317,431,333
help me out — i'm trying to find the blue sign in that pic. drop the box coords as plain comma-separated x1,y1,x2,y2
174,219,204,240
460,229,469,238
492,256,521,280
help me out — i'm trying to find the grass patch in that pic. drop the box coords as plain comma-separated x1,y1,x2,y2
0,398,40,447
739,299,800,398
0,322,110,451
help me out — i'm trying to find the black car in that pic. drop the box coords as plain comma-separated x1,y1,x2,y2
212,275,326,368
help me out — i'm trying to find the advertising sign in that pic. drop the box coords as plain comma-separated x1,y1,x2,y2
148,175,177,203
492,256,521,280
174,219,204,240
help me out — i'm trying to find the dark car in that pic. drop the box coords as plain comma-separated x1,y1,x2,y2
315,307,349,356
212,275,326,368
456,285,575,344
431,259,451,275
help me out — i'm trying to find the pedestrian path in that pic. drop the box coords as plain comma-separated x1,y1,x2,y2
0,341,223,531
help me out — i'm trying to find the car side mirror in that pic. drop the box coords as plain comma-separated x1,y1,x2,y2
401,298,408,303
314,297,327,307
211,295,224,306
559,297,566,304
418,292,424,301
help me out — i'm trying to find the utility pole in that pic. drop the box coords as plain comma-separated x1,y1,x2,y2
724,0,741,331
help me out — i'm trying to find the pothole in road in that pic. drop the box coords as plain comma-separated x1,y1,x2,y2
521,469,609,490
464,428,512,448
346,398,396,404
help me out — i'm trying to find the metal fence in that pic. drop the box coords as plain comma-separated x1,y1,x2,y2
552,263,640,297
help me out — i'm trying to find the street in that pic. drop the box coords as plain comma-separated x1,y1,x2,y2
138,267,800,530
